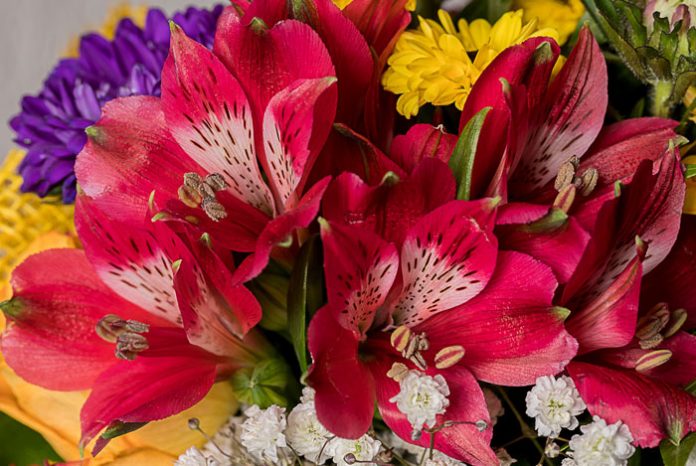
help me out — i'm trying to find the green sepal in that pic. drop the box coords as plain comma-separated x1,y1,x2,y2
287,235,323,373
101,421,148,440
0,298,23,319
230,358,295,408
449,106,491,201
660,432,696,466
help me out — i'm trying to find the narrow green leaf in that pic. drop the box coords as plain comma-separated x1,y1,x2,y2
0,412,61,465
660,432,696,466
287,235,323,372
448,107,491,201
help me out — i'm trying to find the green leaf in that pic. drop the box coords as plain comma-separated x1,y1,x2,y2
660,432,696,466
0,412,61,465
686,164,696,179
287,235,323,372
231,358,295,408
448,107,491,201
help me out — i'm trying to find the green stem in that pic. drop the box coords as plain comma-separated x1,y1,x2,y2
496,388,553,466
651,80,674,118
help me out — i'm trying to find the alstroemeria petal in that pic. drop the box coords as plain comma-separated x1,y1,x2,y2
213,8,335,122
162,24,274,214
307,306,376,439
496,203,591,284
80,349,217,450
419,251,577,385
389,124,458,174
568,362,696,448
76,197,183,326
322,158,456,246
262,77,337,209
511,27,607,197
566,247,643,355
1,249,156,391
320,220,399,337
390,200,498,327
580,117,678,187
75,96,196,219
232,177,331,284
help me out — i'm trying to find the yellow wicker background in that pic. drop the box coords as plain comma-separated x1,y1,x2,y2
0,150,75,284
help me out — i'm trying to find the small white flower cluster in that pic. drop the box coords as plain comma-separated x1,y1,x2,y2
389,370,451,436
240,404,290,463
174,447,220,466
525,375,586,438
563,416,636,466
286,387,383,465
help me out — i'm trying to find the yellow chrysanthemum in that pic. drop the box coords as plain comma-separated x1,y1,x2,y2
684,155,696,215
333,0,416,11
512,0,584,45
383,9,560,118
0,150,75,293
65,3,148,57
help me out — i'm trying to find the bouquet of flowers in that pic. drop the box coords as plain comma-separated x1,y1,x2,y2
0,0,694,465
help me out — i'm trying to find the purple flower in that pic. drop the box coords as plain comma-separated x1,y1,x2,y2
10,5,223,203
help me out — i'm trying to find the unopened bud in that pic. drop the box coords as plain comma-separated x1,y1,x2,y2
188,418,201,430
343,453,357,464
545,441,561,458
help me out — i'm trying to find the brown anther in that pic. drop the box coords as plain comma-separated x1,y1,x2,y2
636,303,670,340
178,185,203,208
578,168,599,196
638,333,664,350
115,332,149,360
390,326,411,352
387,362,409,382
199,182,217,199
95,314,127,343
124,320,150,334
635,349,672,372
201,197,228,222
434,345,466,369
553,184,576,213
554,157,578,191
204,173,228,192
663,308,687,338
183,172,203,189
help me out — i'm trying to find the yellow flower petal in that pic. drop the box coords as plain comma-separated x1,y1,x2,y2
383,8,563,117
512,0,585,45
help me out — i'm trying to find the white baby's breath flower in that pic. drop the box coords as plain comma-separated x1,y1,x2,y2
299,385,316,404
423,449,468,465
561,459,578,466
326,434,382,466
286,397,333,463
568,416,636,466
389,370,450,435
525,375,586,437
240,404,288,463
174,447,220,466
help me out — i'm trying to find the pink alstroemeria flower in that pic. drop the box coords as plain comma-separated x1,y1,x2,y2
77,10,339,284
0,197,270,453
308,158,578,465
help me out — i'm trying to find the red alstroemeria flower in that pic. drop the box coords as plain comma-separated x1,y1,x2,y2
0,197,270,453
397,27,684,287
308,162,578,465
553,151,696,447
77,12,339,284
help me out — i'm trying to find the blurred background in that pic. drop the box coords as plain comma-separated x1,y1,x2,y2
0,1,219,161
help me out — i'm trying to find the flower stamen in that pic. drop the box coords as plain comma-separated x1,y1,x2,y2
178,172,229,221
